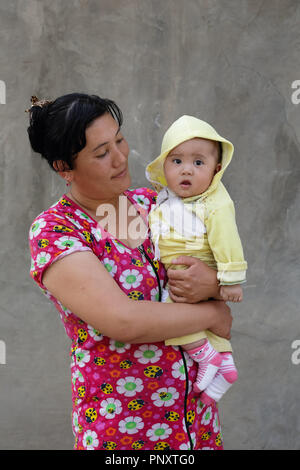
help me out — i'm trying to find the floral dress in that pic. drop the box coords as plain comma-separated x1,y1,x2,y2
29,187,223,451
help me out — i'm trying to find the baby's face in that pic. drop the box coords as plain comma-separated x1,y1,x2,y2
163,138,221,198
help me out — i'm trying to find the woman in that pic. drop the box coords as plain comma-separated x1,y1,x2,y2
27,93,232,450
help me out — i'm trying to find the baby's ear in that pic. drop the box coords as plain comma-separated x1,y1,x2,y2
215,163,222,173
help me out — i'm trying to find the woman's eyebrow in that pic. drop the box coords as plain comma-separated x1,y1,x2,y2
92,127,121,152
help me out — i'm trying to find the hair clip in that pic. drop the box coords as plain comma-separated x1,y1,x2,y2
25,95,53,113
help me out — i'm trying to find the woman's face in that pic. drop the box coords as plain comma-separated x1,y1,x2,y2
70,113,131,202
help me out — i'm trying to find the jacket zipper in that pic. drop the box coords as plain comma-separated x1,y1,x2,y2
137,244,162,302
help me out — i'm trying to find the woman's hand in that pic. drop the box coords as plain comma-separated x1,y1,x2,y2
167,256,221,303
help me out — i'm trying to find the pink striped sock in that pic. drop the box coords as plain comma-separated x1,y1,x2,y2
187,340,222,393
200,352,238,405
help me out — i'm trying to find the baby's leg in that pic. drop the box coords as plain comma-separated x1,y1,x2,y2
199,352,238,405
182,339,222,393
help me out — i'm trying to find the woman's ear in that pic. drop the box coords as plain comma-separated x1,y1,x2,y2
53,160,73,185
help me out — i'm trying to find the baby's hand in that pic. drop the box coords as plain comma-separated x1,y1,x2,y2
219,284,243,302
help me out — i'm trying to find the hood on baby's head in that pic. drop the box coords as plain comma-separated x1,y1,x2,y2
145,115,234,197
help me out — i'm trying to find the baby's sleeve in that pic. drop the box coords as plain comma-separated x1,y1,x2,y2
205,200,247,285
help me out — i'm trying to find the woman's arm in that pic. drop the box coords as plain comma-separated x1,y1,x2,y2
167,256,222,303
42,251,232,344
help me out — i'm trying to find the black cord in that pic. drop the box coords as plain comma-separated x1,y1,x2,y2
179,346,194,451
138,245,162,301
139,244,193,450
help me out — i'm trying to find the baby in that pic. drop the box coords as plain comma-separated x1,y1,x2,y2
145,115,247,405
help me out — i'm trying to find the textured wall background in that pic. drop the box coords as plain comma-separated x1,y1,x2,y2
0,0,299,450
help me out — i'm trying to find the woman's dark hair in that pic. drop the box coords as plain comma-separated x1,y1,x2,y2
27,93,123,171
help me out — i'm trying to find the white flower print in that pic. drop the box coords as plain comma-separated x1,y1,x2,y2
99,398,122,419
70,354,75,368
39,287,51,299
56,300,71,317
29,218,46,239
82,430,99,450
74,209,94,223
65,216,83,230
36,251,51,268
111,239,132,254
119,268,143,289
54,236,83,250
132,193,150,211
196,398,206,414
212,411,221,433
161,287,170,302
146,264,156,277
91,226,102,242
116,376,144,397
118,416,144,435
201,406,213,425
179,442,189,450
146,423,172,442
72,369,85,386
74,348,90,368
87,325,103,341
171,360,187,381
179,432,196,450
72,411,80,434
151,387,179,407
150,286,160,301
171,355,193,381
109,339,131,353
150,281,165,302
134,344,162,364
102,258,117,277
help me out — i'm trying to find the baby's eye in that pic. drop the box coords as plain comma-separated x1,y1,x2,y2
194,160,203,166
172,158,182,164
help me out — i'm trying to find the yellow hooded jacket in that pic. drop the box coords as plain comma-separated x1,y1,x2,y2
145,115,247,350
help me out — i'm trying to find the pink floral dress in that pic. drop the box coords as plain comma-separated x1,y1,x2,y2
29,187,223,450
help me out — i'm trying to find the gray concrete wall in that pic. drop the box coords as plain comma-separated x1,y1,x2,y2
0,0,299,450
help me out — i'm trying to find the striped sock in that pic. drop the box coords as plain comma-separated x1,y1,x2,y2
200,352,238,405
187,340,222,393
